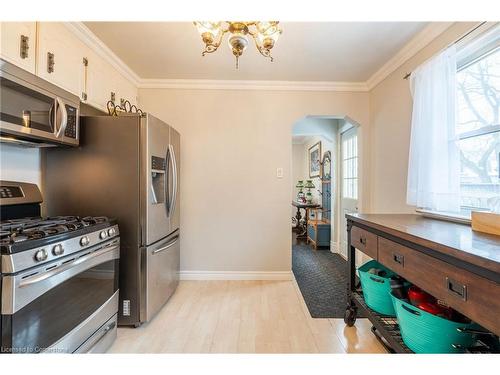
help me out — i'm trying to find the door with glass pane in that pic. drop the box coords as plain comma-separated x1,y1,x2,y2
340,126,358,259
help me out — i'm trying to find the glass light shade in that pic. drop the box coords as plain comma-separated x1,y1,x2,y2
195,21,222,40
227,32,249,53
256,22,281,45
296,180,304,188
305,180,315,189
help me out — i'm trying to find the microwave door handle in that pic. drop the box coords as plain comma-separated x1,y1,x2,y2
55,97,68,138
169,144,178,218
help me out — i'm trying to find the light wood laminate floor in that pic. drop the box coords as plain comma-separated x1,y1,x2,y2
108,279,387,353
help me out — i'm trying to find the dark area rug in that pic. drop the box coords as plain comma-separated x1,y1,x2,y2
292,243,365,318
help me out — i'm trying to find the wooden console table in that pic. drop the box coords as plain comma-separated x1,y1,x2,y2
345,213,500,353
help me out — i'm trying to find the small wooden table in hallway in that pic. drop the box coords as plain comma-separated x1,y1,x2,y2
292,201,320,240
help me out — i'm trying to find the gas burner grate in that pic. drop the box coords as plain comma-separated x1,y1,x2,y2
0,216,112,246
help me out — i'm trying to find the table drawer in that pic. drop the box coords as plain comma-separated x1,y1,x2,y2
351,226,378,259
378,237,500,335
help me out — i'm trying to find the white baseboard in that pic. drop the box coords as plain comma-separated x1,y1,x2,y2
330,240,338,253
330,241,348,260
179,271,293,281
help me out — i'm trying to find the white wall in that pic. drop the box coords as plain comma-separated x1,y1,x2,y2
291,142,305,219
0,145,41,185
369,22,479,213
139,88,370,272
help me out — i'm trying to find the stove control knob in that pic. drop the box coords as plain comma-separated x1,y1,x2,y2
100,231,108,240
80,236,90,247
52,244,64,256
108,228,116,237
34,249,48,262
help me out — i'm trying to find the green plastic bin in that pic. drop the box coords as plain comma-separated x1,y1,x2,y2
391,293,477,353
358,260,396,316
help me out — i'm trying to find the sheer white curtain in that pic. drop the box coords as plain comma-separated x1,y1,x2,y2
407,46,461,213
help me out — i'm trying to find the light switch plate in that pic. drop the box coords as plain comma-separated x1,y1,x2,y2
276,167,283,178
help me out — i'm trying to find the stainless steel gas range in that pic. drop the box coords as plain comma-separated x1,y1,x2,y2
0,181,120,353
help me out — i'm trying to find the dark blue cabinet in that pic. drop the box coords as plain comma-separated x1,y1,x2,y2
307,181,331,250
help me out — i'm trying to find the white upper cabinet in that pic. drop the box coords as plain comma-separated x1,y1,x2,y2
0,22,37,74
85,49,116,111
1,22,138,112
114,70,138,108
85,49,138,112
37,23,86,97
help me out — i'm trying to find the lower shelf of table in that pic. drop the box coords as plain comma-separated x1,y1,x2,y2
350,291,413,353
350,291,499,354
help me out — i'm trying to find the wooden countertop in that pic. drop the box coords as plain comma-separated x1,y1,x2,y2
347,213,500,276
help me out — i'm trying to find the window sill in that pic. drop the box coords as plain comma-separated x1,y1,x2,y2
415,209,472,225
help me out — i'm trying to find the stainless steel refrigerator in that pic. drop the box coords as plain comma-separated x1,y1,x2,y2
44,113,180,326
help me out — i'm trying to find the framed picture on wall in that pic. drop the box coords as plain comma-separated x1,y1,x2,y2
308,141,322,178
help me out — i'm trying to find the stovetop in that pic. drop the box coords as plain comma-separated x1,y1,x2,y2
0,216,116,254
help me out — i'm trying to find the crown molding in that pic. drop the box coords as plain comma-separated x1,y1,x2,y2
138,79,369,92
366,22,454,91
63,22,141,87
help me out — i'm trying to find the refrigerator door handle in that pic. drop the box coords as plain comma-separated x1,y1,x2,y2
152,235,179,254
169,143,178,219
165,146,171,217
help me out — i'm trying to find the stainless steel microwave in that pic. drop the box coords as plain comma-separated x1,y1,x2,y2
0,59,80,147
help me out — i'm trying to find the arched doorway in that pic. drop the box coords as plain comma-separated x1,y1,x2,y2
290,115,363,318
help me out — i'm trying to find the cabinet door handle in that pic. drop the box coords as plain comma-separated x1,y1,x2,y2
47,52,55,73
393,253,404,266
359,236,366,245
446,277,467,301
20,35,29,59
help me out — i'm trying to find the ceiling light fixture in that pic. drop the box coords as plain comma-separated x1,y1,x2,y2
193,21,282,69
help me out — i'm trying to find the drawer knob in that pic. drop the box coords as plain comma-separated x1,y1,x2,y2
446,277,467,301
393,253,404,266
359,236,366,245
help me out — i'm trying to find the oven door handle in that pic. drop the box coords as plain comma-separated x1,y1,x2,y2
19,243,118,288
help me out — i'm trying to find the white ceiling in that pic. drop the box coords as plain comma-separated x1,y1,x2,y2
84,22,428,81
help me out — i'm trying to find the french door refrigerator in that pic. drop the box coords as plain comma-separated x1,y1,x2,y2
45,113,180,326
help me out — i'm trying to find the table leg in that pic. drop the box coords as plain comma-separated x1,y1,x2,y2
294,206,302,231
345,219,357,326
296,207,307,239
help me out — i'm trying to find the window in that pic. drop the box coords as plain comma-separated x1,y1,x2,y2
342,130,358,199
456,29,500,214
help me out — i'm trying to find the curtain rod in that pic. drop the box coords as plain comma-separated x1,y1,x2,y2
403,22,488,80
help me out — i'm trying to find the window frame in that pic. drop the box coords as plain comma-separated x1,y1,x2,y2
418,24,500,223
341,132,358,200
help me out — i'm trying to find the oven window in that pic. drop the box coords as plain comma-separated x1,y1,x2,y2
0,77,54,133
3,259,118,353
